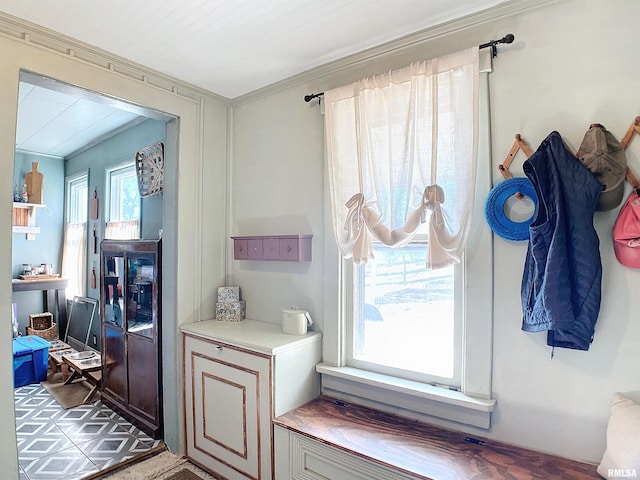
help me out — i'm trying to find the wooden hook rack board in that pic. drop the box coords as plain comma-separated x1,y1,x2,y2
498,133,533,199
621,116,640,189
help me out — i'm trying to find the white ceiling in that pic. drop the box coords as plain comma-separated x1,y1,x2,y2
1,0,504,100
16,81,147,158
5,0,506,157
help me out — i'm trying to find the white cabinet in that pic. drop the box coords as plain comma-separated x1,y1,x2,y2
182,320,322,480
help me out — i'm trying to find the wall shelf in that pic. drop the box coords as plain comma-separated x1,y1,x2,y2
12,202,46,240
231,235,312,262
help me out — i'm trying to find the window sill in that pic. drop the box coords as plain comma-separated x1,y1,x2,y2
316,363,496,429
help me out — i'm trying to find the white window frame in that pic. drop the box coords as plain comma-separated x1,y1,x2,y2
319,60,495,429
345,235,463,387
106,161,140,223
65,171,88,224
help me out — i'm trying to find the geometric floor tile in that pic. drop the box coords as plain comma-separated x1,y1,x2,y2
78,433,156,470
15,383,164,480
19,445,99,480
17,423,74,456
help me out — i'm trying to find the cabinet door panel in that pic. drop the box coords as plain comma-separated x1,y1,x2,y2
127,334,159,425
103,324,127,403
185,336,271,480
291,433,413,480
192,353,260,478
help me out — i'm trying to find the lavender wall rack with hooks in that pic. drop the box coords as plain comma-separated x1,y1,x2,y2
231,235,312,262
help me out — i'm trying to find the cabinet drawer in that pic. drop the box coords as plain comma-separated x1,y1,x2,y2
233,239,248,259
290,433,416,480
247,239,263,259
280,238,300,261
264,238,280,260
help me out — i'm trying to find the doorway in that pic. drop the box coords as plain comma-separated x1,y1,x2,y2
11,71,176,479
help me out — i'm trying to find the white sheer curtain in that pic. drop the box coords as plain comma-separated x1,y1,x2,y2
105,220,140,239
61,222,87,298
325,47,479,268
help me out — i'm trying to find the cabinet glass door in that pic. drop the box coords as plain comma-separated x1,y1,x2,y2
103,254,125,328
127,254,155,338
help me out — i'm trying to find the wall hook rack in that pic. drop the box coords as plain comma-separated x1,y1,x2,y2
621,116,640,190
498,133,533,199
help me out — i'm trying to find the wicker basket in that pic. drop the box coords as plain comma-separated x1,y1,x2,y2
136,142,164,197
29,312,54,330
27,323,57,340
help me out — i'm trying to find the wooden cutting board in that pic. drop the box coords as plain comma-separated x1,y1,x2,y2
25,162,44,204
19,274,60,280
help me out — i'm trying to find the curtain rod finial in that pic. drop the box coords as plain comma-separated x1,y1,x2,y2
304,92,325,103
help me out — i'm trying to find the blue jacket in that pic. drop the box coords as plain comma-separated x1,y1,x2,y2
521,131,602,350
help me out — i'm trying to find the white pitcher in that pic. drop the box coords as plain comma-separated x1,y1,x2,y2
282,307,313,335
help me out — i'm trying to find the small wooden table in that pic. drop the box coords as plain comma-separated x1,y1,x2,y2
62,352,102,404
12,277,69,329
47,342,75,381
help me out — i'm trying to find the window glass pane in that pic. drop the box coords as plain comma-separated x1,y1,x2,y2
108,165,140,222
127,254,155,338
103,254,124,328
68,175,88,224
351,242,456,381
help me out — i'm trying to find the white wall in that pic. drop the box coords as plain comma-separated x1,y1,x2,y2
230,84,326,324
0,20,228,477
230,0,640,463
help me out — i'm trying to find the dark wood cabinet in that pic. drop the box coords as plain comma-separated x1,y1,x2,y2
100,239,162,439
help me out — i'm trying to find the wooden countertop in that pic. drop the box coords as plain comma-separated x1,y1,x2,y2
273,396,600,480
12,277,68,292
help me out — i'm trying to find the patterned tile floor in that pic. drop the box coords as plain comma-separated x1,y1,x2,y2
14,382,163,480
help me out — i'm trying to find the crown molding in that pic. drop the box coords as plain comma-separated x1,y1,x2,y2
0,11,232,106
0,0,559,107
232,0,559,106
14,149,64,161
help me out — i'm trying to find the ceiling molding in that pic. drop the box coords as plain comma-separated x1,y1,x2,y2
0,0,558,108
20,71,174,122
14,149,64,161
231,0,559,107
0,10,232,106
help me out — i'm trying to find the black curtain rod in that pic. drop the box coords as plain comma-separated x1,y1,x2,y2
304,33,515,103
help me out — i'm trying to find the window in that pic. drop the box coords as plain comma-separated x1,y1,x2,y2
67,173,88,224
320,49,495,429
105,163,140,240
347,230,462,386
107,163,140,223
62,172,88,298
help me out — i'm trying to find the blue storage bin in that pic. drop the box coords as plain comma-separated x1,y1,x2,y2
13,335,49,387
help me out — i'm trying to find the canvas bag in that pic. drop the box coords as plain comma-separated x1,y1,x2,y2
613,189,640,268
